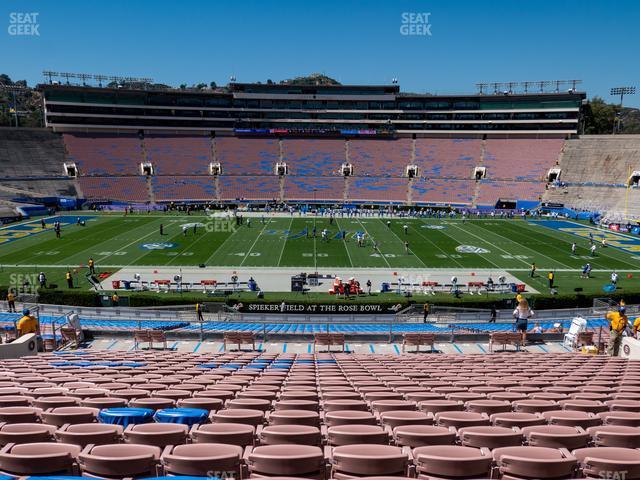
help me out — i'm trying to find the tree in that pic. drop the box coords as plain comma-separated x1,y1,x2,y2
0,74,13,85
583,96,620,134
179,84,187,90
266,79,274,85
209,81,217,89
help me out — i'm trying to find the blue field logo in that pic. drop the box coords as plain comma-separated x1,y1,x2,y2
140,242,177,250
456,245,489,254
422,225,445,230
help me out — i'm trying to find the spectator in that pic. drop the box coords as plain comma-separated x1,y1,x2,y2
17,309,39,337
606,306,629,356
546,322,564,334
489,305,497,323
531,323,543,334
6,291,16,313
111,292,119,307
423,303,430,322
513,299,534,344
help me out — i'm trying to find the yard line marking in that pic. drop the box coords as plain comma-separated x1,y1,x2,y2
96,219,166,264
277,217,294,267
2,263,638,272
313,218,318,271
356,218,391,268
446,221,531,269
526,221,640,271
165,224,214,267
476,343,487,353
476,221,573,270
203,221,245,265
411,220,465,268
383,220,428,268
433,220,507,271
334,219,355,268
240,218,272,267
193,341,203,353
393,344,400,355
452,343,463,354
106,340,119,350
58,218,160,266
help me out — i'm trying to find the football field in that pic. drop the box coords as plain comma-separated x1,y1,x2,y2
2,213,640,294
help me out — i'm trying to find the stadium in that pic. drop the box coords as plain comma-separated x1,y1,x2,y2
0,0,640,478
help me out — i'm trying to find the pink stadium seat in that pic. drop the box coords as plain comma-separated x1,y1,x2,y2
349,138,412,177
283,139,345,176
414,138,481,179
63,133,142,176
145,134,212,175
0,442,82,476
216,137,279,175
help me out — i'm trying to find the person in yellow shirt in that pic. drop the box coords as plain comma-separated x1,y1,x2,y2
633,316,640,338
17,309,39,337
196,302,204,322
6,291,16,313
88,258,95,275
607,307,629,356
111,293,119,307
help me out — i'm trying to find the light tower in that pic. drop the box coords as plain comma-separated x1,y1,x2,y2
610,86,636,134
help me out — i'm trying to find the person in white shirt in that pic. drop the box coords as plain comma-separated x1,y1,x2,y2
611,271,618,286
590,244,597,256
571,243,576,255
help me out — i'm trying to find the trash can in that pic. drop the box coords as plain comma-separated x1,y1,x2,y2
111,280,120,289
123,280,131,290
381,282,391,293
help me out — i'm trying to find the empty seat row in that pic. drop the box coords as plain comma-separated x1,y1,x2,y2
1,441,639,479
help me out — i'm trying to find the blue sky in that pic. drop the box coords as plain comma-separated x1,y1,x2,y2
2,0,639,106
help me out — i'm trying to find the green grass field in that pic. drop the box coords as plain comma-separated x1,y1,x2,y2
2,212,640,297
